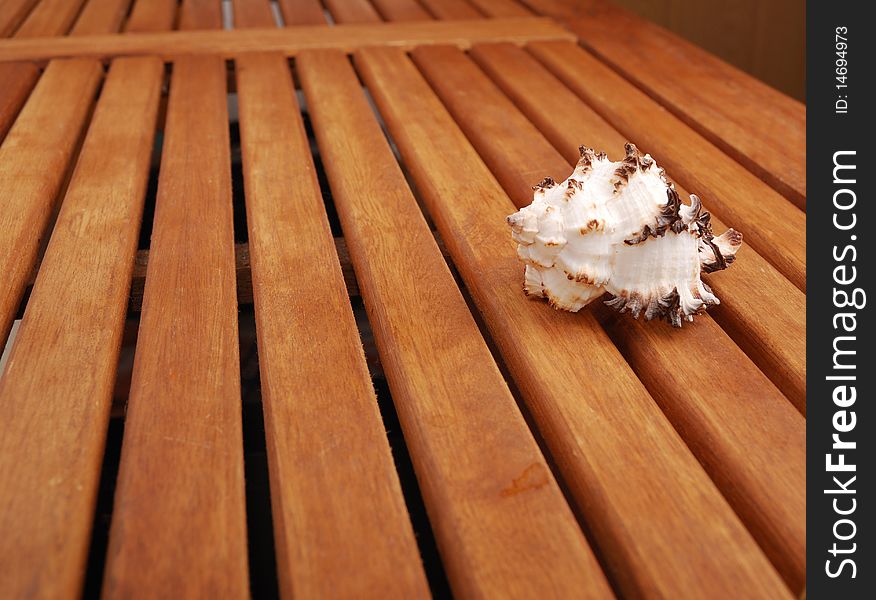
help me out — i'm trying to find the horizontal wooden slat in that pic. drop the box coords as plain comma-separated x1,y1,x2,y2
235,52,429,599
554,0,806,208
0,62,39,140
469,42,805,413
103,56,249,597
0,17,576,62
356,45,791,600
0,57,163,599
301,48,611,599
528,41,806,292
411,44,805,591
0,58,102,351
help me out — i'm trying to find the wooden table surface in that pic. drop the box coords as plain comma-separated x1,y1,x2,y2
0,1,805,598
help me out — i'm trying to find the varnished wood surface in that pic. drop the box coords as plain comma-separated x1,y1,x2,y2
412,44,805,591
232,0,276,28
102,56,250,598
0,0,40,36
301,48,611,599
277,0,326,25
71,0,133,35
0,17,576,62
559,0,806,208
0,58,102,352
235,52,429,599
12,0,86,37
0,57,162,599
124,0,177,32
356,45,792,600
0,62,38,140
527,41,806,292
469,42,806,413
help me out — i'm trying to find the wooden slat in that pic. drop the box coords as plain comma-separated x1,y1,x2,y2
232,0,276,28
234,52,430,599
469,42,805,412
71,0,132,35
0,17,576,62
528,41,806,292
179,0,224,29
277,0,326,25
13,0,87,37
125,0,177,32
0,57,163,599
418,0,481,19
371,0,433,21
102,56,249,597
0,59,101,350
355,45,791,600
0,0,40,36
411,44,805,591
300,48,612,599
324,0,382,23
0,62,38,140
468,0,530,17
550,0,806,208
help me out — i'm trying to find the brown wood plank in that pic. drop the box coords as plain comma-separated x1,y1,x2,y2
179,0,224,29
0,62,38,140
300,48,612,599
540,0,806,208
71,0,132,35
355,45,791,600
0,57,163,599
13,0,87,37
235,52,430,599
0,17,575,62
102,56,249,598
277,0,326,24
527,41,805,292
468,0,530,17
371,0,433,21
324,0,382,22
0,0,40,36
412,44,805,591
125,0,177,32
418,0,481,19
0,58,101,352
232,0,276,28
469,42,805,413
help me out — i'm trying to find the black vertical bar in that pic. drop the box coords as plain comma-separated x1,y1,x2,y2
807,0,874,596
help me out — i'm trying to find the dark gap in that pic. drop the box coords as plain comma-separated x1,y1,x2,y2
136,67,170,251
229,121,249,244
61,0,91,36
299,77,452,595
81,416,126,599
9,0,43,36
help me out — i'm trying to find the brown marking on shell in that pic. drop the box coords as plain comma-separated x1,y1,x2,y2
611,143,643,193
533,176,557,192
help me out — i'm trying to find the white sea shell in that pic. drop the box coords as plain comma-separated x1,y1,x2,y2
507,143,742,327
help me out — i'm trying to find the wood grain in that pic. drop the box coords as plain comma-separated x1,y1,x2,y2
0,61,38,140
418,0,481,19
13,0,87,37
71,0,133,35
125,0,177,32
232,0,276,28
0,57,162,599
235,52,430,599
0,17,577,62
470,0,531,17
469,42,805,413
356,45,791,600
277,0,326,25
324,0,382,22
102,56,250,598
0,58,102,353
544,0,806,208
178,0,223,29
527,41,806,292
371,0,433,21
301,48,611,599
412,44,804,591
0,0,40,36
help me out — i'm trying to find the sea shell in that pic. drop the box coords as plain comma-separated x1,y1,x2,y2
507,143,742,327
